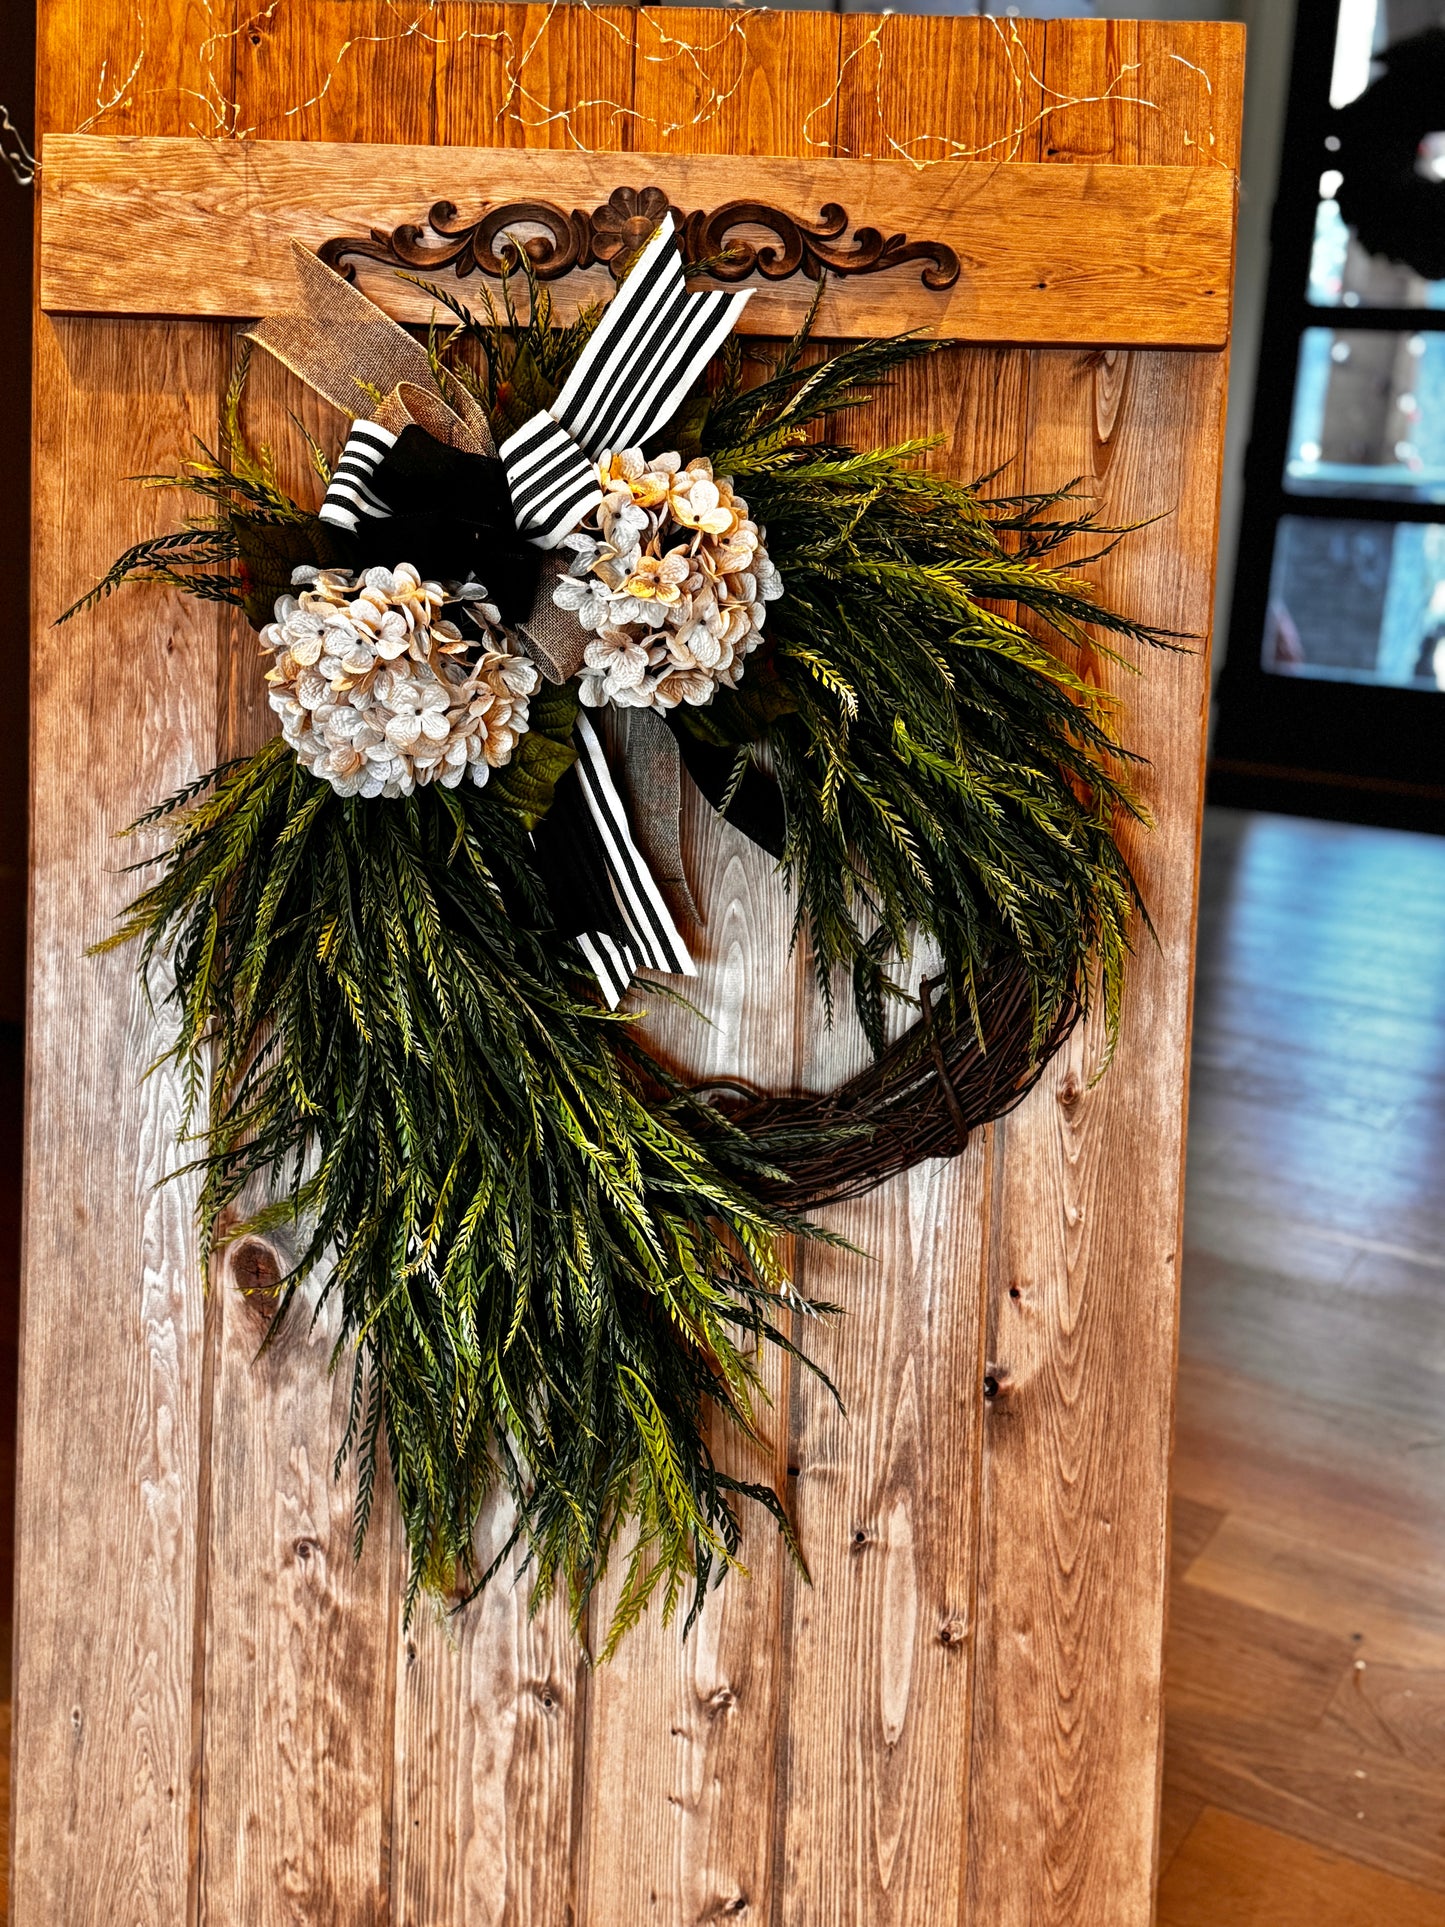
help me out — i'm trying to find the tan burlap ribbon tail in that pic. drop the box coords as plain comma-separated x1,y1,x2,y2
604,709,702,930
247,242,494,457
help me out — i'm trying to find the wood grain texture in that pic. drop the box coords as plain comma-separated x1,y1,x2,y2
434,2,638,154
188,39,420,1927
196,1249,396,1927
837,9,1045,167
963,21,1244,1927
781,1140,991,1926
769,31,1042,1924
17,326,221,1927
574,781,806,1927
14,7,229,1924
964,355,1224,1921
235,0,437,147
38,135,1237,348
385,23,631,1927
776,364,1034,1927
572,17,830,1920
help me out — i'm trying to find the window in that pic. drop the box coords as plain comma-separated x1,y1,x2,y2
1213,0,1445,829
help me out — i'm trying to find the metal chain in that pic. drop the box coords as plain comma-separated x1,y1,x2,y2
1,106,35,187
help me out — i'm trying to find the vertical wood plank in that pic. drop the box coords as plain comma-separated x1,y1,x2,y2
836,10,1044,167
780,1108,992,1927
233,1,437,146
773,348,1027,1927
964,345,1228,1927
434,2,637,154
16,316,223,1927
763,29,1045,1924
196,1248,397,1927
16,7,231,1922
569,15,838,1927
574,778,810,1927
188,22,435,1926
391,19,634,1927
964,22,1244,1927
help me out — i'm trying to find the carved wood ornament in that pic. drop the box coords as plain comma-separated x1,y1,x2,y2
319,183,963,290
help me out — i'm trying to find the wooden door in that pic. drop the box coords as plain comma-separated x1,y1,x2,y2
19,10,1242,1924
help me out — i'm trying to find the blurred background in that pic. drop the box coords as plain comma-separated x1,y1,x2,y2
4,4,1444,1922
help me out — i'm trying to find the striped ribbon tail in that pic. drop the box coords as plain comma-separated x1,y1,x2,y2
571,715,695,1008
500,214,751,549
318,420,398,534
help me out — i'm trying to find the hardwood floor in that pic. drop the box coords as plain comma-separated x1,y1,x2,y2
1162,809,1445,1923
0,813,1441,1921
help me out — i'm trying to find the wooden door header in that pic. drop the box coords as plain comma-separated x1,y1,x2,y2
39,134,1236,349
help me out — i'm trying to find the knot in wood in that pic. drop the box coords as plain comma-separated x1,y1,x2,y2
230,1236,282,1319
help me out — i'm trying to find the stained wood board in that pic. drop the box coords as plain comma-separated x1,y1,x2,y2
965,25,1242,1927
38,133,1236,347
15,9,227,1926
568,23,826,1918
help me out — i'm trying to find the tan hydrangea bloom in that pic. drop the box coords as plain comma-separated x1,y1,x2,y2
260,563,538,799
557,451,783,713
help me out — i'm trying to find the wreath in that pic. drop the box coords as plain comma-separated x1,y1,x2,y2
73,224,1165,1652
1335,27,1445,282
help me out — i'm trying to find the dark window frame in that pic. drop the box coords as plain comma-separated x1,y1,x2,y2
1212,0,1445,831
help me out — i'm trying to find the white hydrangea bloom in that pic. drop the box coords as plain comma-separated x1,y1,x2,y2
562,451,783,713
260,563,538,799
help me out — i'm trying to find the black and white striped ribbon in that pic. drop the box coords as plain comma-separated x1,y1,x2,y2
500,215,751,549
318,420,398,535
570,714,695,1007
312,218,738,1008
500,214,743,1002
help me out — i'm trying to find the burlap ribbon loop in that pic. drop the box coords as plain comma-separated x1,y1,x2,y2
248,242,494,456
605,708,702,929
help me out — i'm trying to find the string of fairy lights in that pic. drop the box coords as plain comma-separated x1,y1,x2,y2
6,2,1221,171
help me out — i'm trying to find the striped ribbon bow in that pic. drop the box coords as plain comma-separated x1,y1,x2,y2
303,219,751,1008
496,214,751,1004
499,214,751,549
319,419,400,535
569,714,697,1005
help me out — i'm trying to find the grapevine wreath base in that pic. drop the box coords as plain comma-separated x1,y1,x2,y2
77,222,1165,1651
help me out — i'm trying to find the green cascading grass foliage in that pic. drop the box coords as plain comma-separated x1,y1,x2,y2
104,739,836,1649
692,327,1174,1054
76,268,1172,1646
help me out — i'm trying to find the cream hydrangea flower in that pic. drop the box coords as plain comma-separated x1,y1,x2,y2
261,563,538,799
564,451,783,712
